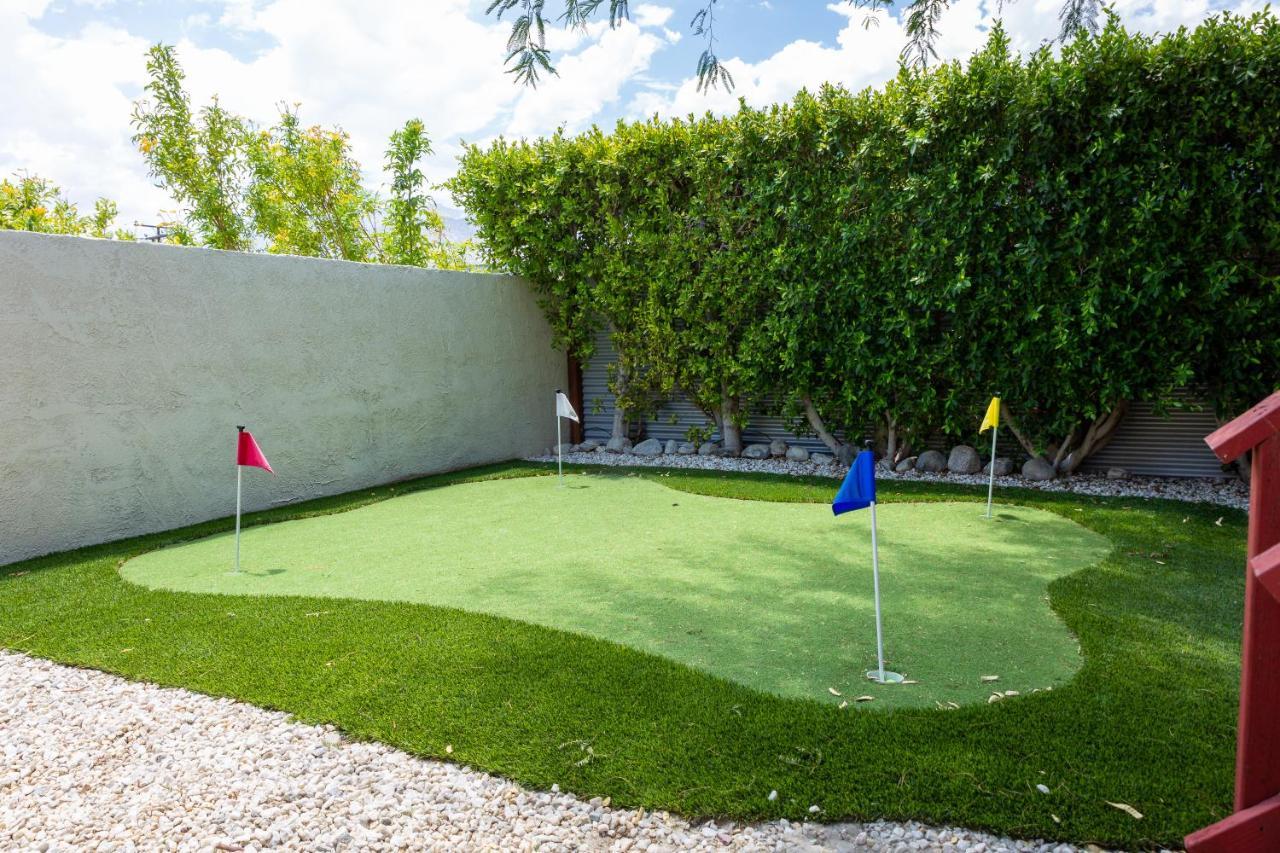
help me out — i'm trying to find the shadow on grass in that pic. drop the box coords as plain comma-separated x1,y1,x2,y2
0,459,1245,849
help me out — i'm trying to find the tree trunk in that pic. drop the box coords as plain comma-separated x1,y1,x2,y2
609,362,629,440
1060,401,1129,474
802,395,843,454
884,413,899,465
720,388,743,455
1052,425,1079,470
1001,404,1046,462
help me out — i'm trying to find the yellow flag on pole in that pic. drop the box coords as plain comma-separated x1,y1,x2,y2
980,397,1000,433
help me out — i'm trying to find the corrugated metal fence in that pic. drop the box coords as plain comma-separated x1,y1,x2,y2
582,329,1228,478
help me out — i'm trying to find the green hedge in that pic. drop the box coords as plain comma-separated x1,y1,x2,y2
449,11,1280,466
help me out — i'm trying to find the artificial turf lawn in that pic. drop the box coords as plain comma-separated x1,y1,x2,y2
0,462,1244,848
122,473,1109,708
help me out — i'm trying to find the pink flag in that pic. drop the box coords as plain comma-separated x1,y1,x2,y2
236,428,273,474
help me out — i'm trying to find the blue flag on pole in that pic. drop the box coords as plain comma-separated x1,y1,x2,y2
832,449,877,515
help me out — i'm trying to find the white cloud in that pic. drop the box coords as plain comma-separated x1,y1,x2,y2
0,0,1262,234
506,20,668,136
0,1,678,229
0,7,172,225
628,0,1257,121
634,4,675,28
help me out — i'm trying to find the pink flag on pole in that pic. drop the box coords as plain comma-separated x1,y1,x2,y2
236,429,274,473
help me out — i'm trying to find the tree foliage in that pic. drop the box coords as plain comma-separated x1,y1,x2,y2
132,45,468,268
486,0,1103,91
244,107,379,261
453,11,1280,468
0,173,131,240
132,44,253,250
383,120,469,270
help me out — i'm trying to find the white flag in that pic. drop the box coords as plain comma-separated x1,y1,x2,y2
556,390,579,423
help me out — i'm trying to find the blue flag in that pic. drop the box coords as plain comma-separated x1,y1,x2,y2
832,449,876,515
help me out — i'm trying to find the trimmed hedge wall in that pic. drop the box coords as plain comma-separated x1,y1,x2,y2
450,11,1280,468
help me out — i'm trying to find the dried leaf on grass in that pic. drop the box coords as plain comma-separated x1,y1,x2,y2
828,687,842,696
1106,801,1143,819
855,695,875,703
980,675,1000,682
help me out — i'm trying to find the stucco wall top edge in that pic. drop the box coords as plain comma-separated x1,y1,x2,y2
0,230,519,287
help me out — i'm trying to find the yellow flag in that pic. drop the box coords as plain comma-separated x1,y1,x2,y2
980,397,1000,433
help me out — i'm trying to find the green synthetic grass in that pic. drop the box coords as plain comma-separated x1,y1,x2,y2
0,462,1244,848
122,473,1109,708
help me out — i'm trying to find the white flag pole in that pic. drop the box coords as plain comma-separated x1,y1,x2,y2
986,422,998,519
234,465,243,573
869,498,885,682
234,425,244,574
555,390,566,487
860,441,903,685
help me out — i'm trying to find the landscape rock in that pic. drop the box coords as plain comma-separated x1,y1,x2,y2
769,439,788,458
811,453,833,465
785,446,810,462
663,439,680,456
895,456,918,473
1107,467,1130,480
555,443,576,456
676,442,697,455
528,449,1248,510
947,445,982,475
632,438,664,457
605,437,632,454
915,450,947,473
697,441,720,456
836,445,856,466
983,457,1015,477
1022,458,1057,481
576,439,600,452
742,444,771,460
718,446,742,458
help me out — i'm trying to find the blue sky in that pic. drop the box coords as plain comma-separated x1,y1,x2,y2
2,0,1263,234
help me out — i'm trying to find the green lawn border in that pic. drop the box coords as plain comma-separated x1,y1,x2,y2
0,460,1246,848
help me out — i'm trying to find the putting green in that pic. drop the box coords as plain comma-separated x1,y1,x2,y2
122,473,1110,707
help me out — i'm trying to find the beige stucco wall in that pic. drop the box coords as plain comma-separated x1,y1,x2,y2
0,231,564,565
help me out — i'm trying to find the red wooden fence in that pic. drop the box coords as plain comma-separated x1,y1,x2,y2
1186,390,1280,853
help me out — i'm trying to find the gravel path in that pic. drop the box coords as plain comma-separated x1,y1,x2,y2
0,651,1095,852
532,451,1249,512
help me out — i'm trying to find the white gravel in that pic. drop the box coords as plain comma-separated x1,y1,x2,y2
532,451,1249,512
0,651,1096,852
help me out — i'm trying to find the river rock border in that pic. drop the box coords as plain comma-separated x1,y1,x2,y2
536,442,1248,512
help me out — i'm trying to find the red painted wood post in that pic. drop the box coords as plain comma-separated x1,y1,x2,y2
1186,391,1280,853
